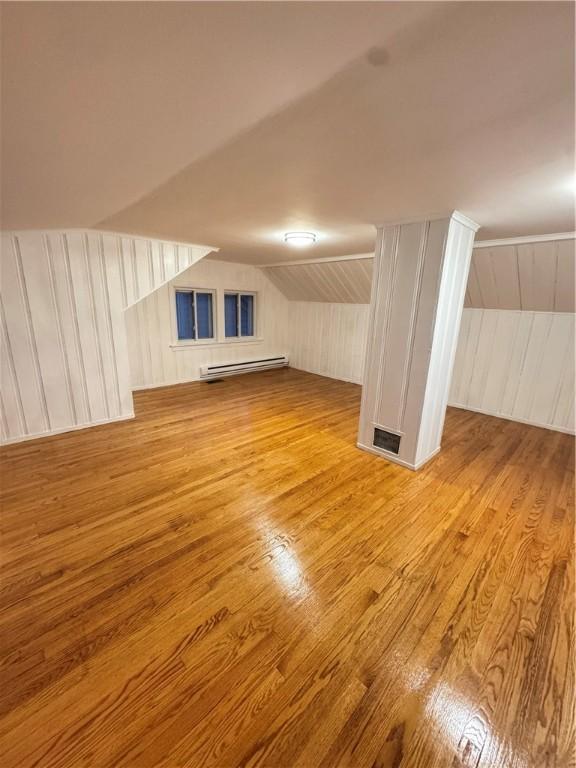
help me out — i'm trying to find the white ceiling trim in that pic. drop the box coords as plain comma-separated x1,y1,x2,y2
474,232,575,249
260,252,374,268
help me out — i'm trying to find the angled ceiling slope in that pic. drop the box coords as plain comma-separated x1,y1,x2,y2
263,258,373,304
264,238,575,311
2,2,574,264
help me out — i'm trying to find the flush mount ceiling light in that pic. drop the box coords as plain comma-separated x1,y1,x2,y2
284,231,316,247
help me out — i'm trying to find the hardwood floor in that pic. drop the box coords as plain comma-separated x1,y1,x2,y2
0,368,574,768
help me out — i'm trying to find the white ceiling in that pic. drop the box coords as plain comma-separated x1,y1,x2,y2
1,2,574,264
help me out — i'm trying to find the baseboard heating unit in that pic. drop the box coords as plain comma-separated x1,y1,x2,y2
199,356,288,380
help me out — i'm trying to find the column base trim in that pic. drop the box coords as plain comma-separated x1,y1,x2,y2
356,441,441,471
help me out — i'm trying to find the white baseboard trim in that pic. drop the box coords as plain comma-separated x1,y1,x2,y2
356,441,441,471
131,378,199,391
448,402,575,435
132,366,363,392
0,413,135,446
289,364,363,386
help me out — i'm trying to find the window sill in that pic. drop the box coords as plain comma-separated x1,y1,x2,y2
170,337,264,351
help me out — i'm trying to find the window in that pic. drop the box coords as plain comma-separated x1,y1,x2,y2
224,292,255,338
175,289,214,341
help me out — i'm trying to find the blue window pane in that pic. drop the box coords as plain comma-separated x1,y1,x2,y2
196,293,213,339
225,294,238,337
240,294,254,336
176,291,194,339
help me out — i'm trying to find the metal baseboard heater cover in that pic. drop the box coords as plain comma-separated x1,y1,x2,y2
199,356,288,380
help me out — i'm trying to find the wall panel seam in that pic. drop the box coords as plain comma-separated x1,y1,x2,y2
83,232,110,419
45,233,77,424
13,235,51,431
0,294,27,435
63,233,92,421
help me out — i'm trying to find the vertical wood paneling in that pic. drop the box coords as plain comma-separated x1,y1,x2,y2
466,260,484,307
263,239,573,311
468,238,574,311
263,258,373,304
374,221,428,432
125,259,290,390
1,233,49,434
101,234,134,416
551,333,575,429
2,226,572,444
511,313,553,420
473,249,500,310
530,313,572,427
65,231,109,423
448,309,471,404
17,231,74,431
449,309,575,434
0,295,26,437
359,214,478,469
162,243,177,282
288,302,369,385
416,220,476,464
555,240,576,312
478,310,518,413
489,245,521,309
44,234,78,425
0,229,215,443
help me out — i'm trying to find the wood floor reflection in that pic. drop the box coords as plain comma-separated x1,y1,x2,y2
1,368,573,767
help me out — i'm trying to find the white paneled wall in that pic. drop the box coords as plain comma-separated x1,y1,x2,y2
449,309,575,433
285,301,575,435
289,302,369,385
0,229,214,443
357,214,478,469
3,230,573,443
125,260,290,389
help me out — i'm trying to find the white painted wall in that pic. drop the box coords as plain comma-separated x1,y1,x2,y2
0,229,214,443
285,304,575,435
264,237,575,436
288,301,369,385
449,309,575,434
125,259,291,389
2,229,573,444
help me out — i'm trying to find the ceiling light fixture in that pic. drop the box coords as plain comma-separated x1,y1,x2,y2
284,231,316,247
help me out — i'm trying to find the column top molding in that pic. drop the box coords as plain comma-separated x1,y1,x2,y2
376,210,480,233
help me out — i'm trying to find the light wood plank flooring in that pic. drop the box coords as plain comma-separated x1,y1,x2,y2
0,368,574,767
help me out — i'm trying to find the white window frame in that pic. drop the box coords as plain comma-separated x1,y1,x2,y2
171,286,217,347
224,291,258,340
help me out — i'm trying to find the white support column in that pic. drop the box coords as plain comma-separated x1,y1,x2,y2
358,211,480,470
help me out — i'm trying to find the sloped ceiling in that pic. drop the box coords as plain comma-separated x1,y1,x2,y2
466,239,575,312
1,2,574,264
264,239,575,311
263,258,373,304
